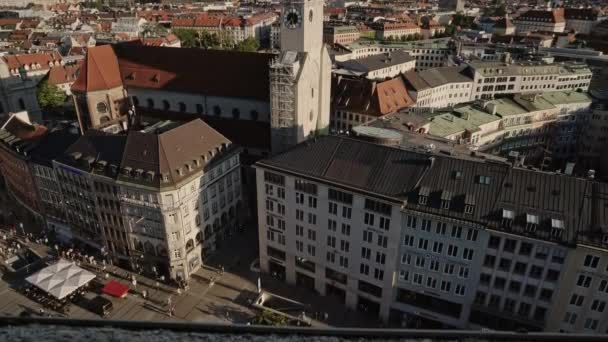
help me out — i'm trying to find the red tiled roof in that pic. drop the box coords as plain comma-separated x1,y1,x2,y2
173,12,275,28
2,115,47,141
332,76,414,117
48,63,82,86
71,45,123,92
0,18,19,27
2,51,62,71
516,8,565,23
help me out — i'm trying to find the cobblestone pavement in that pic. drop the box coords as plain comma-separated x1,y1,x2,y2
0,185,379,327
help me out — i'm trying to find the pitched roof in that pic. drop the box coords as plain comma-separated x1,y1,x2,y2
134,106,271,151
29,128,80,167
112,43,274,101
258,136,608,247
515,8,565,24
332,76,415,117
1,115,47,141
337,50,415,73
2,51,62,71
58,119,234,189
48,63,81,86
564,8,598,21
258,136,432,201
71,44,123,92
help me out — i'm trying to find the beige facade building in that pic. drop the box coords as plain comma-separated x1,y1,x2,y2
51,119,242,280
513,8,566,34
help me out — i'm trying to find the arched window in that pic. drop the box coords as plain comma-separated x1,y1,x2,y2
163,100,170,111
147,98,154,108
178,102,186,113
213,105,221,116
96,102,108,113
18,98,26,111
195,214,201,227
232,108,240,119
196,104,204,115
186,239,194,252
132,96,139,106
250,110,259,121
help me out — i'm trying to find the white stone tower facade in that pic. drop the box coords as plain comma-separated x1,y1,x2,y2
269,0,331,153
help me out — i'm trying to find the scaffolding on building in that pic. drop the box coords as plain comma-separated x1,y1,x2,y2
269,53,298,148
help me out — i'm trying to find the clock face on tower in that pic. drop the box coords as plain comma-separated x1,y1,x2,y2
284,7,301,29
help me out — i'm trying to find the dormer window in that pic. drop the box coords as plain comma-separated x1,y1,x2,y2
135,169,143,178
162,173,169,182
526,214,539,233
146,171,155,181
502,209,514,228
418,186,429,205
186,163,193,171
477,175,492,185
464,193,475,215
176,168,183,176
551,219,564,239
441,190,452,210
122,166,132,176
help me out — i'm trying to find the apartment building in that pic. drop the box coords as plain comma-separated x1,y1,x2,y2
0,113,47,219
335,39,452,71
372,22,421,40
513,9,566,34
171,12,277,46
467,60,592,100
255,135,608,331
564,8,600,35
403,66,473,111
50,119,242,280
323,25,360,45
577,106,608,180
29,128,79,230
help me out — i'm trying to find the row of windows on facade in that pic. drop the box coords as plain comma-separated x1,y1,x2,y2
130,96,260,120
487,235,567,262
476,290,549,322
563,312,604,332
399,270,467,296
401,253,471,279
406,215,480,240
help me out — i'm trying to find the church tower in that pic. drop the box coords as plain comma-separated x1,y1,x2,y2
269,0,331,153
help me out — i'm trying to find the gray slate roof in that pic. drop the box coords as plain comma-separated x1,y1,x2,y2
257,136,608,248
337,50,414,74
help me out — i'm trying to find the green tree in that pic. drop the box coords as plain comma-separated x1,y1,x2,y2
172,28,199,48
251,310,289,326
37,78,66,111
234,37,259,52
